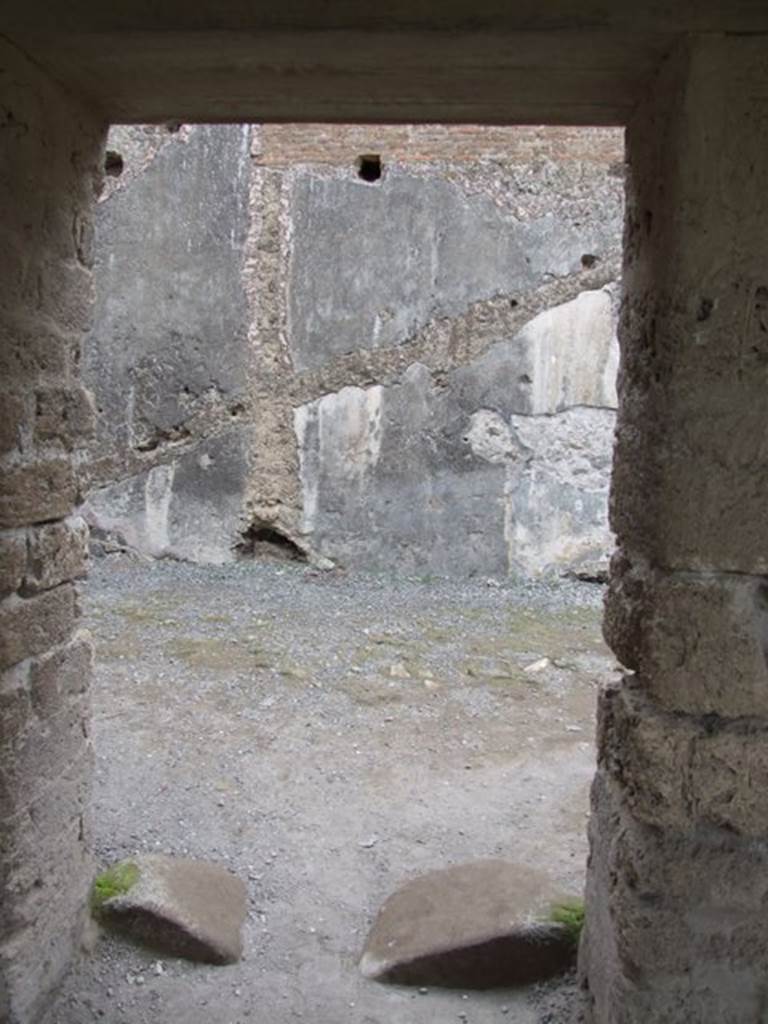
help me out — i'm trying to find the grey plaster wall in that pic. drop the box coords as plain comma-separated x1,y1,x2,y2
80,124,253,562
295,288,618,577
288,170,618,371
82,124,624,576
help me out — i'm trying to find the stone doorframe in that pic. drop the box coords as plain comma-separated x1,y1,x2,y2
2,31,768,1024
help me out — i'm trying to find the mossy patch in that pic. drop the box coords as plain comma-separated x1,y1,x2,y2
113,600,181,625
165,636,273,672
505,607,605,660
549,898,585,945
339,676,406,707
90,861,140,916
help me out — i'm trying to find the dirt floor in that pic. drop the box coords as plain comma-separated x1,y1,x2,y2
41,555,616,1024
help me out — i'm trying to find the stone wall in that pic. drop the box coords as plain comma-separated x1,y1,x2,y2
0,39,105,1023
82,124,624,576
580,37,768,1022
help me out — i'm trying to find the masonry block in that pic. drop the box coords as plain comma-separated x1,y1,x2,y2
604,550,768,718
24,517,88,594
0,659,90,818
599,680,768,839
582,36,768,1021
0,533,26,598
582,771,768,1024
0,755,93,1024
28,632,93,718
0,316,75,386
0,393,26,454
609,38,768,575
0,461,77,528
0,585,77,670
34,386,96,449
0,34,102,1024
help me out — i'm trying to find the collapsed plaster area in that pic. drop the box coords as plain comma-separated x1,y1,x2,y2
81,124,624,576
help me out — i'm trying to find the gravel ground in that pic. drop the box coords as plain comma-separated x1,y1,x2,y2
41,555,614,1024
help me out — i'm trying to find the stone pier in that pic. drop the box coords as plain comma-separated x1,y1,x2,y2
0,40,105,1022
580,36,768,1022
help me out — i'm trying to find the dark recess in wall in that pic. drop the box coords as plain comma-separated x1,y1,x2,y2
236,522,307,562
105,150,124,176
357,154,382,182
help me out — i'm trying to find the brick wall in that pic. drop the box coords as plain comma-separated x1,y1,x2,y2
255,123,624,167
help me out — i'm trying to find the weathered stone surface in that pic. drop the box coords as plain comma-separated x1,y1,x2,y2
582,37,768,1022
0,585,77,671
360,860,576,988
0,38,100,1022
609,37,768,575
82,429,252,563
0,316,76,386
28,632,93,717
0,532,26,598
96,855,247,964
24,518,89,594
0,392,26,453
436,287,617,420
505,407,615,575
604,552,768,717
34,385,96,449
0,754,93,1022
295,297,617,577
83,124,251,462
582,771,768,1024
0,461,78,528
598,681,768,836
288,169,620,372
0,657,90,815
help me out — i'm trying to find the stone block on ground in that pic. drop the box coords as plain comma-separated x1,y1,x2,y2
360,860,579,988
93,855,247,964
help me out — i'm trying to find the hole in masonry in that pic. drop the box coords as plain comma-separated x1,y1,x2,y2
357,154,382,183
581,253,598,269
697,297,714,322
236,523,307,562
104,150,124,177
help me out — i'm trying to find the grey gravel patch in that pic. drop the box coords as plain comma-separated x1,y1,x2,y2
40,556,609,1024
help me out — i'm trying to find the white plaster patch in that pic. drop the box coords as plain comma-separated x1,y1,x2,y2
144,463,176,555
316,386,384,481
295,385,384,535
518,288,618,414
294,403,319,535
504,406,615,576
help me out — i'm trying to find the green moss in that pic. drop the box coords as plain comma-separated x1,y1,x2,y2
549,898,585,944
90,861,139,915
165,635,271,671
